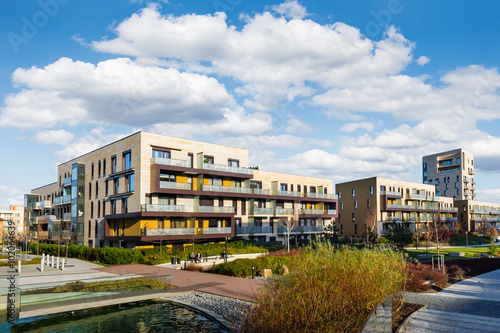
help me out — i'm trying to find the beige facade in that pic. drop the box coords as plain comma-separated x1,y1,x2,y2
423,148,475,200
0,205,24,246
454,200,500,233
25,131,338,248
336,177,458,237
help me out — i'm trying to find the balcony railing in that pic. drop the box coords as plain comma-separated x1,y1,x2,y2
277,190,302,197
63,212,71,220
440,207,458,212
203,163,253,175
306,192,337,199
325,209,337,215
53,197,62,205
254,226,273,234
387,203,402,209
143,228,195,236
38,201,52,209
300,209,324,215
152,157,187,167
63,194,71,204
385,217,402,223
237,226,249,234
198,227,232,235
160,181,192,190
276,208,295,215
253,207,274,215
277,225,324,233
252,188,271,195
202,184,251,194
380,191,402,196
199,206,235,213
63,176,72,186
141,204,186,212
408,193,426,200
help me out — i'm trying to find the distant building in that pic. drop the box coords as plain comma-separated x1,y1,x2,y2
0,205,25,246
422,148,475,200
336,177,458,237
25,131,338,248
454,199,500,233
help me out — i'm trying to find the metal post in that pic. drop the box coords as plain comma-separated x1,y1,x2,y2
466,231,468,248
252,266,255,279
224,236,228,264
18,260,21,273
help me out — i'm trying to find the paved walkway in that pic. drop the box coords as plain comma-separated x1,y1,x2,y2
402,269,500,332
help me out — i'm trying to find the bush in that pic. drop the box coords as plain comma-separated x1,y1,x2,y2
241,244,407,333
447,265,466,281
406,263,449,290
488,244,500,256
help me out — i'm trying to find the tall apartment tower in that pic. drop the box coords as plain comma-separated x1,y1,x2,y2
422,149,475,200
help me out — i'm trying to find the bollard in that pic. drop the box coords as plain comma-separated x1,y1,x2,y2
252,266,255,279
56,257,59,269
42,253,45,264
61,260,65,271
52,255,55,267
40,260,44,272
18,260,21,273
184,261,186,270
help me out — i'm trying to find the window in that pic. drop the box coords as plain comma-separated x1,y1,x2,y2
103,201,106,216
95,221,99,238
88,182,92,200
114,177,119,194
242,200,246,215
338,191,341,199
310,186,316,193
297,185,301,192
340,202,343,210
105,180,109,196
354,224,358,234
457,189,460,195
446,184,449,189
367,199,371,209
111,156,117,174
228,159,239,167
158,195,175,205
354,200,358,209
444,190,447,196
188,153,193,168
352,189,355,197
90,202,94,219
457,157,461,164
91,163,94,180
125,173,134,192
122,197,128,214
457,175,460,181
123,151,131,170
455,182,458,188
160,172,176,182
352,212,355,222
204,155,214,164
103,159,107,176
152,149,170,158
97,201,101,218
95,181,98,198
111,199,116,215
98,160,101,178
369,186,373,196
280,184,288,191
340,224,343,234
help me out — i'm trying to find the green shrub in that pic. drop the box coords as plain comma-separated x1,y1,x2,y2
242,244,407,332
488,244,500,256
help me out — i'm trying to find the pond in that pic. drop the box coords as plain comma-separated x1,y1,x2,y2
1,300,229,332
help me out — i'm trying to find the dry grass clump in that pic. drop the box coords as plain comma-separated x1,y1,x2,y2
242,244,406,333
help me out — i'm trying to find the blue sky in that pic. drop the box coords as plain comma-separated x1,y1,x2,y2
2,0,500,207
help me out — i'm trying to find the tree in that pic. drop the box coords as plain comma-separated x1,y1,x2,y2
386,223,413,251
281,209,299,252
429,216,450,257
363,210,378,248
483,226,499,241
322,221,339,244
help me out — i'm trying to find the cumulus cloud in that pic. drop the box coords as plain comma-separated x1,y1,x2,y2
416,55,430,66
0,57,234,129
35,130,75,145
285,118,312,134
271,0,308,20
0,185,25,208
340,121,374,132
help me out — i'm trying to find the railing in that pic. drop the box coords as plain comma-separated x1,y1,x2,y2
39,201,52,209
160,181,192,190
63,212,71,220
380,191,402,196
203,163,253,175
53,197,62,205
472,208,487,213
63,176,72,186
325,209,337,215
443,217,458,222
151,157,187,167
409,193,426,200
141,204,185,212
300,209,324,215
202,184,251,194
236,226,249,234
143,228,195,236
277,190,302,197
277,225,324,233
387,203,402,209
385,217,402,223
276,208,295,215
199,206,235,213
254,226,273,234
199,227,232,235
253,207,274,215
63,194,71,203
252,188,271,195
402,204,414,209
440,207,458,212
306,192,337,199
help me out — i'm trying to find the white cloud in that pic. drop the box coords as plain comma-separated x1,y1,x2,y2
0,185,25,208
340,121,374,132
271,1,308,20
0,57,234,129
35,130,75,145
285,118,312,134
416,56,430,66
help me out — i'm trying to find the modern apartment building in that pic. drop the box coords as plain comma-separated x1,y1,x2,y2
454,199,500,233
0,205,24,246
25,131,338,248
335,177,458,237
422,148,475,200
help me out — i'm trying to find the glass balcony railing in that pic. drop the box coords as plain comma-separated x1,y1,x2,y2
277,190,302,197
53,197,62,205
151,157,187,167
203,163,253,175
325,209,337,215
199,206,235,213
306,192,337,199
63,213,71,220
63,177,72,186
275,208,295,215
160,181,192,190
387,203,402,209
63,194,71,204
251,188,271,195
408,193,426,200
253,207,274,215
236,226,249,234
199,227,232,235
254,226,273,234
300,209,324,215
380,191,402,196
202,185,251,194
141,204,186,212
143,228,195,236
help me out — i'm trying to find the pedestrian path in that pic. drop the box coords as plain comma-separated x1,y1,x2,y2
403,269,500,332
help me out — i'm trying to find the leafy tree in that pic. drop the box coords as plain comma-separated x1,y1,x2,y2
386,223,413,251
322,221,339,244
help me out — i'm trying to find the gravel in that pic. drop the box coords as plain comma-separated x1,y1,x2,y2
164,291,254,327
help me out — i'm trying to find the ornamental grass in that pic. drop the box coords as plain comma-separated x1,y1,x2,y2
242,243,406,333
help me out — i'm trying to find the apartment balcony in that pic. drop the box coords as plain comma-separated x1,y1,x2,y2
199,227,232,235
277,190,302,197
306,192,337,199
237,226,249,234
385,217,403,223
251,188,271,195
442,217,458,222
325,209,337,215
63,176,72,186
440,207,458,212
53,197,62,205
142,227,232,237
63,212,71,220
408,193,426,200
471,208,487,213
276,208,295,215
37,201,52,209
277,225,324,234
199,206,235,213
300,209,324,215
253,207,274,215
387,203,402,209
202,184,251,194
151,157,187,168
203,163,253,175
160,181,192,190
141,204,186,213
63,194,71,204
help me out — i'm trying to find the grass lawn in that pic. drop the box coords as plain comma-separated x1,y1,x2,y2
406,246,493,259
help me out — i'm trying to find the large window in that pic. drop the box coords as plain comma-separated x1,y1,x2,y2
125,173,134,192
114,177,119,194
228,159,239,167
111,156,117,174
122,197,128,214
123,151,131,170
152,149,170,158
159,195,175,205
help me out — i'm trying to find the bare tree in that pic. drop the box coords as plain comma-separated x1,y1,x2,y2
363,210,378,248
429,215,450,257
281,209,299,252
